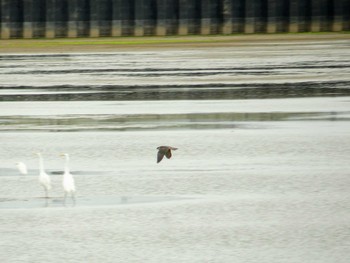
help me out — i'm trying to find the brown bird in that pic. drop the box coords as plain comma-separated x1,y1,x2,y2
157,146,178,163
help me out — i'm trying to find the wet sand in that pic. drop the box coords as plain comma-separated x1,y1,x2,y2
1,122,350,263
0,33,349,53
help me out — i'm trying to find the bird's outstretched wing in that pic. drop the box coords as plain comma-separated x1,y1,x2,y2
157,151,165,163
165,149,172,159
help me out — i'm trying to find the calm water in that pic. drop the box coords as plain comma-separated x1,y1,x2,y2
0,40,350,263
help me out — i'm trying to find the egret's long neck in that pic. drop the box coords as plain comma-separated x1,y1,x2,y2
38,155,44,173
64,156,70,174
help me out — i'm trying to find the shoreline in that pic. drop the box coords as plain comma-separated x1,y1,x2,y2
0,32,349,54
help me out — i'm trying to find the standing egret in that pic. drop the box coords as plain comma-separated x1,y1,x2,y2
60,153,76,205
16,162,28,175
34,152,52,198
156,146,178,163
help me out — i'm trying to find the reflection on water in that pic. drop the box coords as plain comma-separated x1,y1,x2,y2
0,195,188,209
1,41,350,263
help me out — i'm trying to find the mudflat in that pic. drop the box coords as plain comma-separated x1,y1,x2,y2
0,32,349,53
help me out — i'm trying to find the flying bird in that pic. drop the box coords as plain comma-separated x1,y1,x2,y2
60,153,76,205
157,146,178,163
34,152,52,198
16,162,28,175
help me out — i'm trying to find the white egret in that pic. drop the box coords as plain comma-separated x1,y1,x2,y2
34,152,52,198
16,162,28,175
60,153,76,205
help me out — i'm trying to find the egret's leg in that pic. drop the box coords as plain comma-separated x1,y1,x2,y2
72,192,76,206
63,192,67,206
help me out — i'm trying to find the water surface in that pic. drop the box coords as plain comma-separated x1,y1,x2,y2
0,40,350,263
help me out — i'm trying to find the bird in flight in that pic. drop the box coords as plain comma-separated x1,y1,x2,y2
157,146,178,163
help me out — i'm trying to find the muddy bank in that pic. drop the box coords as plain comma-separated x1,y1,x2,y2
0,33,349,54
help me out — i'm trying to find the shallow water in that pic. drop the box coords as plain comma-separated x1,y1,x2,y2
0,40,350,263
